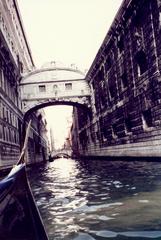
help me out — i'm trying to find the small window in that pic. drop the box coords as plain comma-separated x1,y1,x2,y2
112,124,117,138
99,67,105,80
2,106,5,120
108,75,117,99
65,83,72,90
125,117,132,133
142,109,153,129
118,35,124,54
121,72,128,89
96,67,105,82
0,69,3,88
0,124,2,139
39,85,46,92
105,56,112,72
135,50,148,76
109,85,116,99
3,126,6,140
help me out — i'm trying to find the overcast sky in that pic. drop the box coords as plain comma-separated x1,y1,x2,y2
17,0,122,70
17,0,122,148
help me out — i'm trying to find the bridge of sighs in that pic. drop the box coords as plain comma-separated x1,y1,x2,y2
19,62,91,115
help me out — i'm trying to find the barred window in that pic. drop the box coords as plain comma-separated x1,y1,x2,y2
65,83,72,90
142,109,152,129
125,116,132,133
39,85,46,92
121,72,128,89
117,35,124,54
135,50,148,76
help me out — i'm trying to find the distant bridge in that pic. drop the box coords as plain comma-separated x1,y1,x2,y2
51,149,72,159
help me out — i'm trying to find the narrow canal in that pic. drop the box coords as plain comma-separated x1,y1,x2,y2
28,158,161,240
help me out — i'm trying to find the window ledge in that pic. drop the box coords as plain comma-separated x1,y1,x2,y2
143,126,154,132
138,70,148,80
125,131,132,136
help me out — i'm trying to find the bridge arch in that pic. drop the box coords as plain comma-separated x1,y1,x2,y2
24,99,92,120
19,62,91,114
50,149,72,160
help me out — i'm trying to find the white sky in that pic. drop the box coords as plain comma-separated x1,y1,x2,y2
17,0,122,148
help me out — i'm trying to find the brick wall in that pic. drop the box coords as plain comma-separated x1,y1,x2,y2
76,0,161,157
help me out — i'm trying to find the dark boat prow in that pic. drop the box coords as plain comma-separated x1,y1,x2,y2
0,164,48,240
0,120,49,239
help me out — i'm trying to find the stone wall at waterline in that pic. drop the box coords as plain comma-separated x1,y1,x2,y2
73,0,161,158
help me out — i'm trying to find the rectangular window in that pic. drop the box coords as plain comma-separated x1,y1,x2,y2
10,112,12,125
109,85,116,99
112,124,117,138
39,85,46,92
117,35,124,54
121,72,128,89
125,117,132,133
3,126,5,140
0,69,2,88
1,69,4,90
0,102,2,118
2,106,6,120
0,124,2,139
105,56,112,72
142,109,153,129
108,74,117,99
6,109,9,122
65,83,72,90
136,50,148,76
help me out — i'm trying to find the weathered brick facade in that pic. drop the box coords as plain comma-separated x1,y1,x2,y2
74,0,161,157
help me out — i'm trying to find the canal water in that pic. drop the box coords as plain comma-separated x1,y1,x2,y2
28,158,161,240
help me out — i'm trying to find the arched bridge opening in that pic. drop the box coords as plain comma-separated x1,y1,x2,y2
19,63,92,155
19,64,91,116
21,99,92,149
24,100,92,121
50,153,71,160
50,149,72,161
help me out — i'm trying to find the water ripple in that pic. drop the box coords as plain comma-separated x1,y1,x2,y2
28,158,161,239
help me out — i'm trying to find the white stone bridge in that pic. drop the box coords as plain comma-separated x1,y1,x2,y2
51,149,72,159
19,62,91,115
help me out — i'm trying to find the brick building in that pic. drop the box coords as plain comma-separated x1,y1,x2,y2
72,0,161,157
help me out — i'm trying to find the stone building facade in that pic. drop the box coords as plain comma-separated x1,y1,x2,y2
71,107,80,157
0,0,48,169
27,111,49,164
72,0,161,158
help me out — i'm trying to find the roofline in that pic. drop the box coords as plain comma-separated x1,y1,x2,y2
13,0,35,67
20,78,86,85
22,67,85,80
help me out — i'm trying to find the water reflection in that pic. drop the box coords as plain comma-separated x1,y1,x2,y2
28,158,161,240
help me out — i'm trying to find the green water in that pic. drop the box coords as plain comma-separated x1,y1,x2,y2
28,158,161,240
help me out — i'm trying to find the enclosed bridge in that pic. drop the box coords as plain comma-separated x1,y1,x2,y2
19,62,91,115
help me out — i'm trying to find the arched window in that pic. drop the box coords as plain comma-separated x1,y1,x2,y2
135,50,148,76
